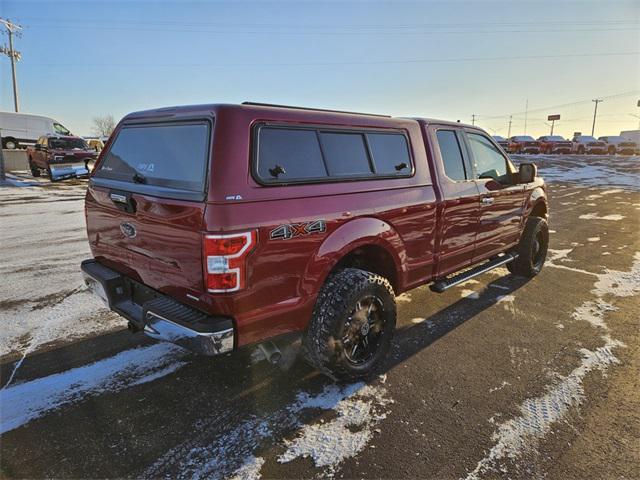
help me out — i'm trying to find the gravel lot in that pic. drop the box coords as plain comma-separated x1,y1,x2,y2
1,154,639,479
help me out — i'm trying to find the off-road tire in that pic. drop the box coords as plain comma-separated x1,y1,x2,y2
303,268,396,381
29,158,40,177
507,216,549,277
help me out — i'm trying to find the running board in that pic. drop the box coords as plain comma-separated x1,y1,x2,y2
429,253,518,293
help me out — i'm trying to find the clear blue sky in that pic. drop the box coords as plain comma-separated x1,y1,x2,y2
1,0,638,138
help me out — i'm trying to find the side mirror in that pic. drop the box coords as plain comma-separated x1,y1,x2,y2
519,162,537,183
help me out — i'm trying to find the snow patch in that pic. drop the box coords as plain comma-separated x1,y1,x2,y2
460,289,480,300
396,293,412,303
0,344,187,434
579,213,625,221
411,317,425,324
229,456,265,480
465,252,640,479
278,384,391,472
587,236,600,242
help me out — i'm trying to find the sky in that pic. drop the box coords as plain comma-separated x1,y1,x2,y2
0,0,638,138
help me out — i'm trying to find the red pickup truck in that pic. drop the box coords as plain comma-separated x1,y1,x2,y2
81,103,549,380
27,135,97,181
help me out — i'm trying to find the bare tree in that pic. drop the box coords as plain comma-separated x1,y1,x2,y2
92,115,116,137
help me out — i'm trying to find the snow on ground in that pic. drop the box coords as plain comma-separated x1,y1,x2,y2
143,380,392,480
464,252,640,479
514,154,640,191
0,184,122,360
0,343,187,434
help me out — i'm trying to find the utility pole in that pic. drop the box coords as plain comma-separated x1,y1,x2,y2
471,114,476,126
507,115,512,137
591,99,603,136
0,18,22,112
523,99,529,135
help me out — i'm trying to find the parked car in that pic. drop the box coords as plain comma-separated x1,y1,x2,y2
571,135,607,155
81,102,549,381
492,135,509,150
26,135,98,181
507,135,540,154
0,111,72,149
598,135,637,155
537,135,573,154
620,129,640,154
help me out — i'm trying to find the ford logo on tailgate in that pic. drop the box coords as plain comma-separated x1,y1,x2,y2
120,222,137,238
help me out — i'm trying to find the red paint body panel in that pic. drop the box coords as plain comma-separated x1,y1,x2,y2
84,104,548,348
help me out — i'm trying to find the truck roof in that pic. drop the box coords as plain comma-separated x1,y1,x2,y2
122,102,476,130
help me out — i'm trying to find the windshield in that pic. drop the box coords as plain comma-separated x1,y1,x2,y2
604,136,623,142
94,122,210,193
514,136,535,141
547,136,566,141
53,122,71,135
493,136,505,141
578,136,597,142
49,138,88,150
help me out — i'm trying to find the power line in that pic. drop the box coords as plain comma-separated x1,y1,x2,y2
25,51,640,68
479,90,640,120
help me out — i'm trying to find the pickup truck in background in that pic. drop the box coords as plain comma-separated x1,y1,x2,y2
571,135,608,155
597,135,637,155
26,134,98,181
537,135,573,154
506,135,540,154
81,103,549,381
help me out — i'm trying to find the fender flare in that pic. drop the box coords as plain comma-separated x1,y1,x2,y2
300,217,406,297
523,187,548,221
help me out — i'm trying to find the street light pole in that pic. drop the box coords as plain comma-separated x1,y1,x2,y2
591,99,603,137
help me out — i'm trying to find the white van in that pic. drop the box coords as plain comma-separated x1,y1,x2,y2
0,112,73,149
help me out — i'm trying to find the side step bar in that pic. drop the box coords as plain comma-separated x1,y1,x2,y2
429,253,518,293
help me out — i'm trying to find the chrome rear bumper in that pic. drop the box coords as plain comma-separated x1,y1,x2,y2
81,259,234,356
144,311,234,355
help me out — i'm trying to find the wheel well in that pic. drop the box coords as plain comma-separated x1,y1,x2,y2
530,201,547,219
333,244,399,293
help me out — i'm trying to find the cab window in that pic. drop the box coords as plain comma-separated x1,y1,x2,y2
466,133,510,184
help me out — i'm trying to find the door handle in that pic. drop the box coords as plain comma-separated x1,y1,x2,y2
481,197,494,206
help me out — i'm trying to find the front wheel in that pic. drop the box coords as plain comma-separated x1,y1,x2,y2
29,158,41,177
507,216,549,277
303,268,396,381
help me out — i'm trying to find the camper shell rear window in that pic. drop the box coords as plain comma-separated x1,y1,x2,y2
92,120,211,201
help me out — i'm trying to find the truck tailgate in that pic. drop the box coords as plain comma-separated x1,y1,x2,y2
85,185,206,296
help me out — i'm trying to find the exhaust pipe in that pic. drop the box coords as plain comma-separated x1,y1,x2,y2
258,342,282,365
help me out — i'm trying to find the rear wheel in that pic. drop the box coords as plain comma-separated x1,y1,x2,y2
508,216,549,277
3,138,17,150
303,268,396,381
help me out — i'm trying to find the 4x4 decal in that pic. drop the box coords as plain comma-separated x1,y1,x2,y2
270,220,326,240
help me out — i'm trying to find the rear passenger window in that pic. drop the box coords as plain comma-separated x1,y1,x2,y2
257,128,326,181
319,132,372,176
436,130,467,181
254,125,414,184
367,133,411,174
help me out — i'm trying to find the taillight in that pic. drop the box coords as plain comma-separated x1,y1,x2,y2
204,231,257,293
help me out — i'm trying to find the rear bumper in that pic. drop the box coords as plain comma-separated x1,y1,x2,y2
81,259,234,356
